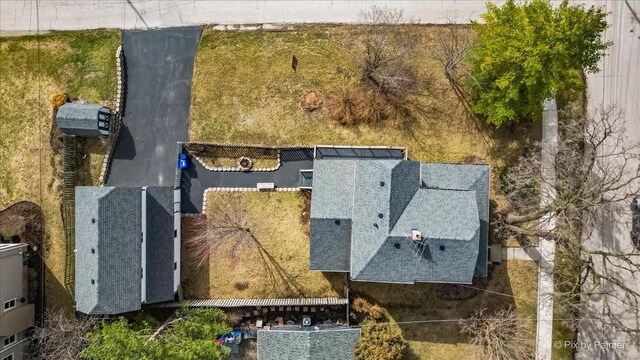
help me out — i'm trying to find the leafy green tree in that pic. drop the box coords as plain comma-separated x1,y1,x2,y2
80,309,231,360
470,0,609,126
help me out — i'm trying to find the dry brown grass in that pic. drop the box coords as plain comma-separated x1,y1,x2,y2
0,31,119,311
189,26,542,246
181,191,346,299
351,261,538,359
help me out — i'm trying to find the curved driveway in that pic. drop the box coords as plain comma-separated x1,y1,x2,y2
107,27,201,186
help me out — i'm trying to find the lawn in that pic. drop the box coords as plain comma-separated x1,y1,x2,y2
0,31,120,311
189,26,542,246
181,191,346,299
351,260,539,359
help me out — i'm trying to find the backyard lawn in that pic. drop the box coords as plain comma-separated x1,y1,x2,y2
0,31,120,311
351,260,539,359
182,191,346,299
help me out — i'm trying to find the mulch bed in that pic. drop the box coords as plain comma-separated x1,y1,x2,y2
0,201,44,249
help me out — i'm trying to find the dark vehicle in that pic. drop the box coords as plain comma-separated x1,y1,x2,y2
630,196,640,249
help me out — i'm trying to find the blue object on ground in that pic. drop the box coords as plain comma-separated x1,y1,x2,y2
178,155,189,170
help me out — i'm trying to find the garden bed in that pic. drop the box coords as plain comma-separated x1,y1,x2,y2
181,191,346,299
188,144,279,171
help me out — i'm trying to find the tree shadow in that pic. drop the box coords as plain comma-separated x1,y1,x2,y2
44,266,73,313
180,216,211,299
350,262,525,350
252,236,307,297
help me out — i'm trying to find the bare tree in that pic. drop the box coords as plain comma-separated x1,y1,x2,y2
432,21,475,119
184,197,258,268
496,105,640,334
30,310,96,360
183,195,306,296
459,307,534,360
358,6,417,101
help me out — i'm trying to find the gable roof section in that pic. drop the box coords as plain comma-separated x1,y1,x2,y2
420,163,490,276
75,187,142,315
56,103,109,137
144,186,176,304
310,159,490,283
257,327,361,360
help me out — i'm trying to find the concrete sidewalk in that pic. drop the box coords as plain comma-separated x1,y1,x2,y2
535,99,558,360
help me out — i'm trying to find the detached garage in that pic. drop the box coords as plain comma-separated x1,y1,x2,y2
56,103,111,137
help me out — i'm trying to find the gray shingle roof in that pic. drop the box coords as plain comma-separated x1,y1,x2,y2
310,159,490,284
75,186,177,315
75,187,142,315
56,103,110,137
257,326,361,360
421,163,490,276
144,186,176,304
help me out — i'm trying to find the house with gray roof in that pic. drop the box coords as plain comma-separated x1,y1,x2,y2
257,326,360,360
56,103,111,137
310,158,489,284
75,186,180,315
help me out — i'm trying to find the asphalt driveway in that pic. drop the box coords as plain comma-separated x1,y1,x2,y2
181,148,314,213
107,27,202,186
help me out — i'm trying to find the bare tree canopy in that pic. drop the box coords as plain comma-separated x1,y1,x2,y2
30,310,96,360
459,307,534,360
358,6,417,101
184,197,258,268
432,22,475,119
496,105,640,333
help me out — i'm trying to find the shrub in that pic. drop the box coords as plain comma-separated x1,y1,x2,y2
352,297,373,314
355,323,406,360
51,93,69,109
326,86,402,126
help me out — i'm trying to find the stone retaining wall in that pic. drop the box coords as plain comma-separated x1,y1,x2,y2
98,45,125,186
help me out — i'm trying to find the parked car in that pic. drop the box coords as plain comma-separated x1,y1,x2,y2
630,196,640,249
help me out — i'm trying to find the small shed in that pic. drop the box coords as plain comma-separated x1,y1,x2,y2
56,103,111,137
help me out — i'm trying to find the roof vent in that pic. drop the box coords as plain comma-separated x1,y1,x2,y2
411,230,422,242
302,316,312,326
380,181,385,187
91,218,95,224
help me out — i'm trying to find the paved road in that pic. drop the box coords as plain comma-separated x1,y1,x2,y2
107,27,201,187
180,148,314,213
578,1,640,359
0,0,497,32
